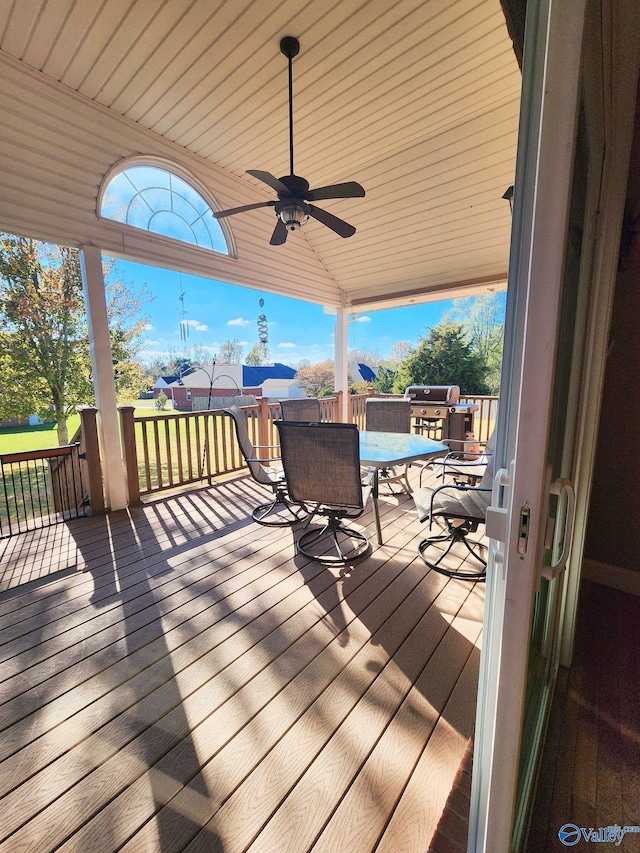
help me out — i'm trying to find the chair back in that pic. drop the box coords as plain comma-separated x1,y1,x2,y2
477,428,497,488
365,397,411,433
224,405,273,486
279,397,322,422
276,421,363,508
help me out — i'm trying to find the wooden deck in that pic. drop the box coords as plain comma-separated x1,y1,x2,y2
0,468,484,853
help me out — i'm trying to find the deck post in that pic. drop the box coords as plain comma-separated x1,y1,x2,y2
119,406,141,505
80,244,128,510
78,406,105,513
333,308,349,421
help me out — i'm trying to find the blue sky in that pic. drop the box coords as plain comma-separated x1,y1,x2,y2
112,258,453,366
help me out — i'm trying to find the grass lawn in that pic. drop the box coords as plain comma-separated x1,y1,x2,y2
0,400,160,455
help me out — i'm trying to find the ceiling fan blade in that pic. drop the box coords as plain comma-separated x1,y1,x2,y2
213,201,275,218
305,181,365,201
247,170,291,194
270,218,288,245
308,205,356,238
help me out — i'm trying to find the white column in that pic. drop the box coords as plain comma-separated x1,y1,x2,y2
80,245,128,510
334,307,349,421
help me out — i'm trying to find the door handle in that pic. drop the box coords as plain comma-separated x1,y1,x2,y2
542,477,575,580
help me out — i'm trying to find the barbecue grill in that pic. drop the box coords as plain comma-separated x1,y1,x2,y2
403,385,477,446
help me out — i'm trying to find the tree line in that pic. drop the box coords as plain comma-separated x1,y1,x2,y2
0,235,505,445
295,295,505,398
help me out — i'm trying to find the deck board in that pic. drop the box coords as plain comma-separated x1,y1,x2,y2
0,468,485,852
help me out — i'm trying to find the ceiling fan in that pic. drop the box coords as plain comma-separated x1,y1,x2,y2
213,36,365,246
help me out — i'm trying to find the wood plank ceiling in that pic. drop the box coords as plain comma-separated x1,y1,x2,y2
0,0,521,310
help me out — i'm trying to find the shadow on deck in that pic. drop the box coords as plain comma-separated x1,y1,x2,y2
0,468,485,852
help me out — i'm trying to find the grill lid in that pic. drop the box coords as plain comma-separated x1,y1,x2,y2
403,385,460,405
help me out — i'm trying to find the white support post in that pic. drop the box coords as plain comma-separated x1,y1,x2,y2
334,308,349,421
80,245,128,511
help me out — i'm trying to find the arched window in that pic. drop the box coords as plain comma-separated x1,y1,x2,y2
100,163,229,254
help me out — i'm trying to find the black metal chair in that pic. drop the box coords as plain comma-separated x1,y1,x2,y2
365,397,413,494
279,397,322,421
275,421,375,565
224,405,307,527
412,444,494,581
428,428,496,487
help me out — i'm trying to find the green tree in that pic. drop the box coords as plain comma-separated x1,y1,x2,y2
295,359,335,397
0,235,150,444
373,366,397,393
393,322,490,395
370,340,412,393
245,341,271,366
143,346,204,379
444,294,505,393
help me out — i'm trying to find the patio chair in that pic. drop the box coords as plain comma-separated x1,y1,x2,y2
412,443,494,581
279,397,322,421
275,421,376,565
427,428,496,487
223,405,307,527
365,397,413,494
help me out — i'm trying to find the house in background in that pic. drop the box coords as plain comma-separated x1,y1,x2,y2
151,375,179,400
242,362,305,402
164,363,303,411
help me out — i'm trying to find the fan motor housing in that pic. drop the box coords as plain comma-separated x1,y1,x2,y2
277,174,309,198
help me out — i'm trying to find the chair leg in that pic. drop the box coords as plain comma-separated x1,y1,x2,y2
417,522,487,580
297,516,370,565
252,488,308,527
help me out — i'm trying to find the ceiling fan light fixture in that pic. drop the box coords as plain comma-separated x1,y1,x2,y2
279,201,309,232
211,36,364,244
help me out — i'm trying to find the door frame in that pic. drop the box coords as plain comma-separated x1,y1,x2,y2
468,0,640,849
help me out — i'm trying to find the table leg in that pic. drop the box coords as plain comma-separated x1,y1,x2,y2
372,469,383,545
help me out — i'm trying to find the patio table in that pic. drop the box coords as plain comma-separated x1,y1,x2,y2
359,430,449,545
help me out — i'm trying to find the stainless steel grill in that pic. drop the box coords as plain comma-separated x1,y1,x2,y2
403,385,460,406
403,385,477,446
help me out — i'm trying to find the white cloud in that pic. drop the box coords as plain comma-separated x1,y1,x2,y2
355,315,372,323
278,342,297,348
227,317,251,326
185,319,208,331
143,323,153,332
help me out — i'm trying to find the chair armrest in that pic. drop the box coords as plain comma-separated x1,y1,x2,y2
246,454,282,465
421,446,492,485
442,438,487,450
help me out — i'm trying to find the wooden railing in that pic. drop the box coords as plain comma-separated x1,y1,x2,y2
348,392,498,441
458,395,499,442
0,443,88,537
120,392,499,504
0,406,104,537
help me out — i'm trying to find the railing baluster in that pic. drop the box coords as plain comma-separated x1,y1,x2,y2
175,416,184,486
